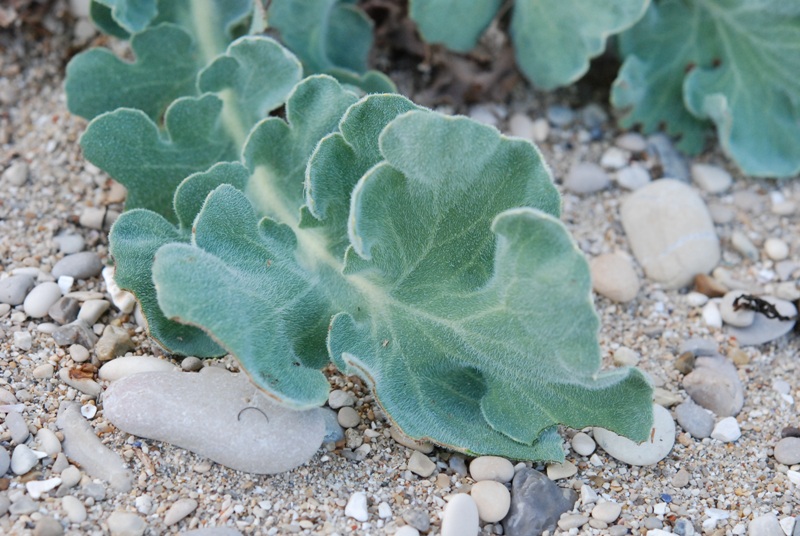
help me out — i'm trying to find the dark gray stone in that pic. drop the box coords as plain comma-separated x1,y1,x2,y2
48,297,80,325
675,399,715,438
52,320,98,348
0,274,35,305
51,252,103,280
647,133,690,182
503,468,577,536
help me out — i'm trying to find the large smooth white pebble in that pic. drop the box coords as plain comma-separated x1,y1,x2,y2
98,356,178,381
764,238,789,261
62,495,88,523
395,527,420,536
571,432,596,456
593,404,675,466
441,494,479,536
470,480,510,522
36,428,62,457
591,501,622,523
469,456,514,483
701,301,722,329
23,282,62,318
345,491,368,522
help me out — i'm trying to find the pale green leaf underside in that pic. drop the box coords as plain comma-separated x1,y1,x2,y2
512,0,649,90
613,0,800,176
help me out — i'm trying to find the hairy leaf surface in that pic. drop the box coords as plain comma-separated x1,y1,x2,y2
613,0,800,176
409,0,502,52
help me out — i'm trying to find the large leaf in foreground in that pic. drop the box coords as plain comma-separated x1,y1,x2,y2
152,102,652,458
613,0,800,176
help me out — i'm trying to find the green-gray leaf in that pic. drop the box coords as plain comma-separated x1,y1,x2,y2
409,0,502,52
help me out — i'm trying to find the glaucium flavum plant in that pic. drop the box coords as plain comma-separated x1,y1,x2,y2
65,6,653,461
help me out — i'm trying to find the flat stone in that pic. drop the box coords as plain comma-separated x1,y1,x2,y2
683,356,743,416
720,290,756,327
0,274,35,305
442,493,479,536
58,368,102,397
691,163,732,193
23,282,62,318
571,432,596,456
27,477,62,499
345,491,368,522
503,468,577,536
748,513,783,536
590,253,640,302
56,402,132,491
48,297,80,325
558,514,590,530
621,179,719,289
59,465,81,488
546,460,577,480
164,498,198,526
564,162,610,194
711,416,741,442
408,450,436,477
675,399,715,438
9,495,38,515
616,164,651,190
591,501,622,523
52,252,103,280
471,480,510,522
593,404,675,466
98,356,178,382
53,233,85,254
647,133,690,182
94,325,134,361
107,511,146,536
774,437,800,465
728,297,797,346
11,444,39,474
679,337,719,357
102,369,327,474
469,456,515,483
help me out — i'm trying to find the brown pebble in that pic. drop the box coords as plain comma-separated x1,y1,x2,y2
694,273,727,298
781,426,800,438
0,477,9,490
728,348,750,366
677,433,693,447
674,352,696,375
435,473,450,489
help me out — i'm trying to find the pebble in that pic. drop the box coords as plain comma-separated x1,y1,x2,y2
0,446,9,475
774,437,800,465
6,410,29,443
337,406,360,428
77,299,110,325
402,508,430,532
9,495,37,515
593,404,675,466
711,416,741,442
395,527,420,536
590,253,640,302
616,163,651,190
691,163,732,193
672,468,690,487
0,495,8,516
56,402,132,491
49,296,80,324
27,477,62,499
95,324,135,361
51,252,103,280
14,330,32,350
3,161,29,186
686,291,708,306
328,389,355,409
694,273,728,298
469,456,515,483
36,428,62,457
53,233,85,254
57,275,74,294
408,450,436,477
647,133,690,182
69,343,90,362
558,514,590,530
102,368,327,474
571,432,596,456
615,132,648,152
33,516,64,536
11,444,39,474
600,147,629,169
580,484,598,505
591,501,622,523
52,319,98,348
728,297,797,346
720,290,756,327
345,491,368,522
470,480,510,522
508,113,535,140
182,529,243,536
79,207,107,230
764,238,789,261
683,356,744,416
503,468,577,536
679,337,719,356
564,162,610,193
701,301,722,328
621,179,719,289
772,200,797,216
546,105,574,126
377,501,392,518
58,367,103,397
59,465,81,488
164,498,198,526
0,274,35,305
441,493,479,536
180,356,203,371
675,399,715,438
731,230,759,261
653,388,682,408
546,460,577,480
98,355,178,381
62,495,87,523
449,455,468,476
107,511,146,536
748,513,783,536
0,303,9,316
81,404,97,419
531,118,549,142
23,281,62,318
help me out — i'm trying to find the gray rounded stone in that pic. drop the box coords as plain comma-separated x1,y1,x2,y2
503,468,577,536
616,164,651,190
107,511,146,536
53,234,85,254
0,274,36,305
11,444,39,474
52,252,103,280
682,356,744,417
337,406,360,428
564,162,610,194
33,516,64,536
328,389,356,409
593,404,675,466
674,399,715,438
621,179,719,289
691,163,732,193
774,437,800,465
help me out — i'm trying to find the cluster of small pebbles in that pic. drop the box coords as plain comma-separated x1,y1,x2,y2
2,4,799,536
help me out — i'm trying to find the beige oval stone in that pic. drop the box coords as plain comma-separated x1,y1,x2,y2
470,480,510,522
590,253,640,302
468,456,514,483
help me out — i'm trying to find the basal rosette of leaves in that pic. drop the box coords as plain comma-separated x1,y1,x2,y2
409,0,650,90
612,0,800,178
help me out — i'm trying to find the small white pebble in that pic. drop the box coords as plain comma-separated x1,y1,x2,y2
711,417,741,442
686,291,709,307
701,301,722,328
764,238,789,261
80,404,97,419
344,491,368,522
